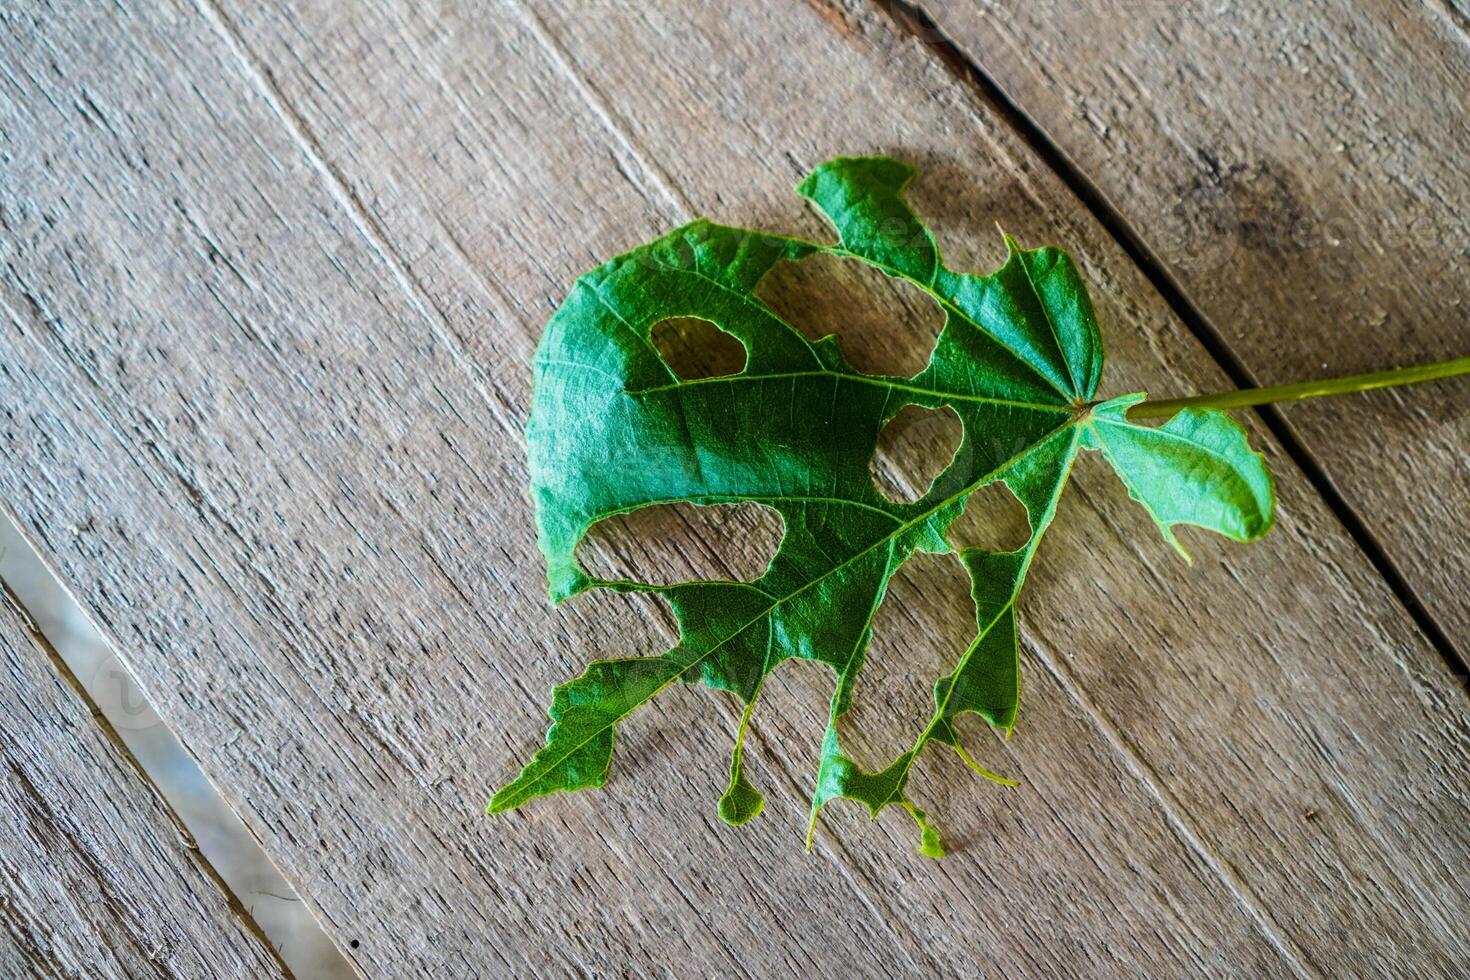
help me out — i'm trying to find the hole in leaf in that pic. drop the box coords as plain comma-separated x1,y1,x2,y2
754,251,945,377
558,588,682,664
650,317,746,381
899,156,1022,274
841,551,977,770
870,405,963,504
947,480,1031,553
576,501,783,586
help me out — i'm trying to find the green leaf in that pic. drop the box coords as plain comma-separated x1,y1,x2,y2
490,155,1275,855
1082,395,1275,560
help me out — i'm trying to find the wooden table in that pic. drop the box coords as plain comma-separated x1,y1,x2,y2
2,1,1467,975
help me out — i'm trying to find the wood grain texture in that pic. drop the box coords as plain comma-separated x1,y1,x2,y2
922,0,1470,650
0,0,1466,975
0,589,288,978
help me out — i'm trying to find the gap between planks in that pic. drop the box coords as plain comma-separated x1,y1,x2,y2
869,0,1469,685
0,575,294,977
0,505,356,978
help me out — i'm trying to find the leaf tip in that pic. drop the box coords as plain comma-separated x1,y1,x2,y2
717,778,765,827
804,806,823,852
955,743,1018,786
904,803,946,859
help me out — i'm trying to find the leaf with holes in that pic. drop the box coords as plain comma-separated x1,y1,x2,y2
490,156,1274,856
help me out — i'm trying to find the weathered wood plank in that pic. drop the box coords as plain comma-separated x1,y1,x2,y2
0,588,289,978
0,0,1466,975
0,4,1288,975
921,0,1470,648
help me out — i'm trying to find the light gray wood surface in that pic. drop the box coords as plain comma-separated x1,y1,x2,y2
925,0,1470,650
0,0,1466,975
0,588,288,978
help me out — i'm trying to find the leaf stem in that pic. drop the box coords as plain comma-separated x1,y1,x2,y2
1127,355,1470,420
